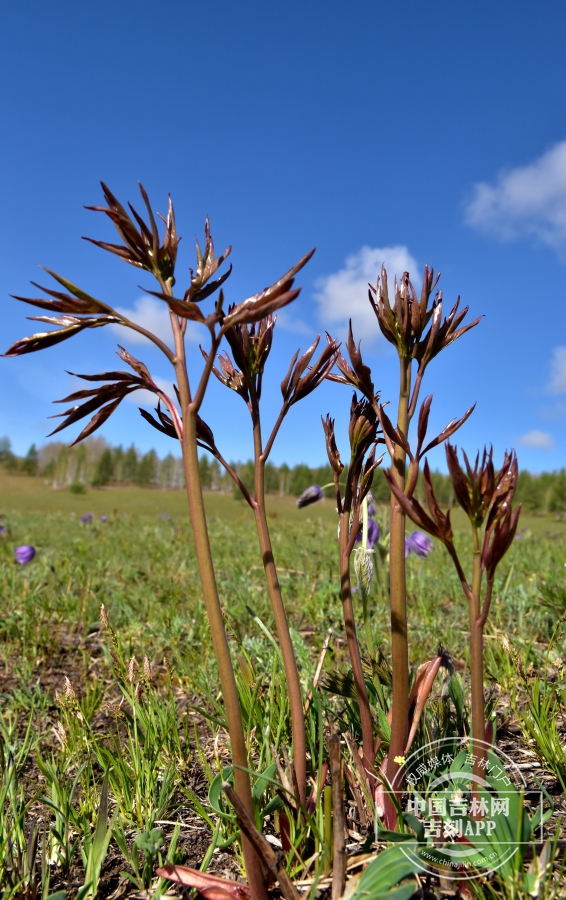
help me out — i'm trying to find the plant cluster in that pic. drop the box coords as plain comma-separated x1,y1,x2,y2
5,183,548,898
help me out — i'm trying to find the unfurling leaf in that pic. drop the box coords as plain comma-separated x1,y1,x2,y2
202,346,249,402
344,321,375,398
12,268,111,316
280,335,339,407
139,403,178,439
445,443,495,527
84,182,181,280
141,287,206,321
196,415,217,453
377,404,412,458
185,215,232,303
117,345,152,380
3,315,118,357
420,403,476,456
482,504,521,580
224,288,300,327
414,295,482,368
405,652,451,753
322,415,344,476
46,353,159,445
384,461,453,546
186,265,233,304
223,249,315,328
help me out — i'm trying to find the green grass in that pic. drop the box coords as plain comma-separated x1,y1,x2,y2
0,471,340,523
1,472,566,897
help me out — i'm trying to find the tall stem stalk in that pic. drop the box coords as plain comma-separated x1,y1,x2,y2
470,527,486,787
360,497,375,658
253,418,307,806
183,412,267,900
386,358,410,792
339,511,375,780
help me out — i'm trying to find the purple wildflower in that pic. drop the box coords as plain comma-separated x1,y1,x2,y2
80,513,93,523
100,515,107,522
406,531,434,558
368,502,376,517
296,485,324,509
160,513,173,522
14,545,35,565
0,524,4,535
355,518,380,549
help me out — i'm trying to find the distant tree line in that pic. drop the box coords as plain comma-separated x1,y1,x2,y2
1,435,566,510
0,436,185,490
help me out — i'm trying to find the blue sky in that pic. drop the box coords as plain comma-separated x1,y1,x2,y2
2,1,566,472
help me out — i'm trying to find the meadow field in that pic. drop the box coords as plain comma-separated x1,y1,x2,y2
2,471,566,898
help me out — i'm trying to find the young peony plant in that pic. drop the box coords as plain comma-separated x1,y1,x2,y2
323,265,480,824
4,182,317,900
386,447,521,786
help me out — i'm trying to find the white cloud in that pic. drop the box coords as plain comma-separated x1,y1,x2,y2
110,296,201,346
275,309,314,336
518,429,556,451
465,140,566,253
547,346,566,394
313,245,419,341
539,401,566,421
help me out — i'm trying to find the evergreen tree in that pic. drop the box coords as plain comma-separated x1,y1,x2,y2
278,462,289,495
21,444,38,476
160,453,176,488
516,470,545,512
122,445,138,482
199,455,212,489
113,445,124,482
0,437,12,462
539,472,554,509
73,444,88,484
233,460,255,498
92,448,114,486
288,464,313,496
371,467,391,503
428,469,452,505
42,457,56,479
210,458,221,490
549,469,566,514
313,464,335,499
3,452,18,472
136,450,158,485
264,462,280,493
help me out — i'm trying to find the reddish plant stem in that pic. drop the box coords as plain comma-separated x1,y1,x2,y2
449,530,487,804
166,294,266,899
470,527,486,788
339,511,375,781
182,412,267,900
252,415,307,806
386,357,410,798
330,733,346,900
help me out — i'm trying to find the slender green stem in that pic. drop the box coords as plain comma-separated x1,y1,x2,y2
339,511,375,782
252,414,307,806
386,357,410,795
